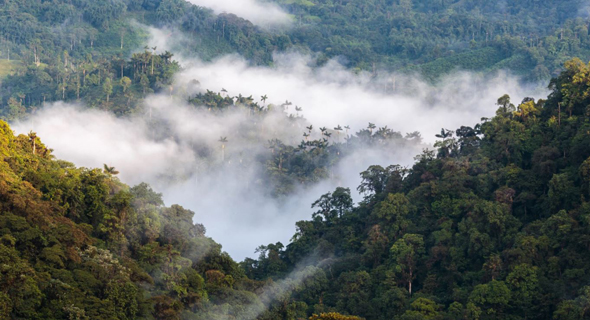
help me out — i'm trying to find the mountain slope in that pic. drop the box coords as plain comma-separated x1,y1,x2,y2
243,59,590,320
0,120,271,319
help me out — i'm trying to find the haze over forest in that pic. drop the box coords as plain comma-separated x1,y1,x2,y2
2,0,590,319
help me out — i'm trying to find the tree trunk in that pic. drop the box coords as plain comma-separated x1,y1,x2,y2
409,269,413,295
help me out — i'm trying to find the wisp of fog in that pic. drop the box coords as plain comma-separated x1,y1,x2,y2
13,51,547,261
185,0,291,27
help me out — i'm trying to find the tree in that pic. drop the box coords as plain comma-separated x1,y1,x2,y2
400,298,442,320
334,125,343,142
140,74,150,97
120,76,131,93
434,128,456,158
367,123,376,135
219,137,228,162
312,187,353,223
261,94,268,108
390,234,424,295
469,280,512,319
309,312,363,320
357,165,405,198
496,94,516,115
374,193,411,239
28,131,37,155
103,77,113,104
506,264,539,319
103,164,120,175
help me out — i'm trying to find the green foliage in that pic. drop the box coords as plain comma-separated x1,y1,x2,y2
309,312,364,320
3,0,590,119
243,60,590,319
3,0,590,316
274,0,590,79
0,60,18,79
0,119,270,319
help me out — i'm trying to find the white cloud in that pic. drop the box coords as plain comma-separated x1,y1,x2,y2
186,0,291,27
12,51,548,261
177,52,548,144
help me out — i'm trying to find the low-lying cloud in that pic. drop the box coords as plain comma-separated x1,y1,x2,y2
186,0,291,27
177,52,548,144
12,51,548,261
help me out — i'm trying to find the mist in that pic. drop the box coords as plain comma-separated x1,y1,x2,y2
185,0,291,27
12,51,548,262
176,52,548,143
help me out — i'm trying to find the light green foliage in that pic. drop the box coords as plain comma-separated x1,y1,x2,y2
0,120,266,319
400,298,442,320
0,60,19,79
309,312,364,320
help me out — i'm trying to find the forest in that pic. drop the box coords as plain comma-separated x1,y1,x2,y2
3,0,590,118
2,0,590,319
3,58,590,319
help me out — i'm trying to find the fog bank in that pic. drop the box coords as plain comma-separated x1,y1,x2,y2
12,52,548,261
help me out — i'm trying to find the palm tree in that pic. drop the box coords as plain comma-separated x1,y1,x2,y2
435,128,453,139
334,125,343,142
219,137,228,162
282,100,292,112
368,122,376,134
103,164,119,175
221,88,228,97
303,132,310,141
344,125,351,137
306,125,313,133
434,128,455,158
295,106,302,117
150,46,157,75
261,95,268,108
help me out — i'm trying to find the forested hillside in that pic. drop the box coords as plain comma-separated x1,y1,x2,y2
3,0,590,120
0,99,392,320
275,0,590,79
242,59,590,320
0,0,286,120
4,57,590,319
4,0,590,319
0,120,274,319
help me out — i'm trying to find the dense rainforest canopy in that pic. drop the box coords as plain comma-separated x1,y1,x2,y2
3,0,590,319
2,57,590,319
2,0,590,118
243,58,590,319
